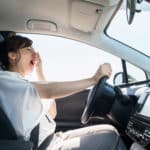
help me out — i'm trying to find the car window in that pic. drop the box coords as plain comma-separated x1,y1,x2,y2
107,1,150,57
20,34,122,85
126,62,146,83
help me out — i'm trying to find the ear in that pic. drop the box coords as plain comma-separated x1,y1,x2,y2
8,52,17,60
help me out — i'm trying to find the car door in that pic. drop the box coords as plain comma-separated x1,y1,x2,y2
55,90,89,131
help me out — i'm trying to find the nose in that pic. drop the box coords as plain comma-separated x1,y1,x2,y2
32,51,37,58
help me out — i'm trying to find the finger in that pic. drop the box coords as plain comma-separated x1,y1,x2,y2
103,62,111,66
108,71,112,77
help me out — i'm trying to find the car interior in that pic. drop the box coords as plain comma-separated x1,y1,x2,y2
0,0,150,150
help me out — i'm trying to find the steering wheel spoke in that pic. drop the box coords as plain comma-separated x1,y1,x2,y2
81,76,116,124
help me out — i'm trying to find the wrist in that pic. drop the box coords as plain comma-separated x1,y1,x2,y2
92,74,103,84
36,67,43,73
89,76,97,86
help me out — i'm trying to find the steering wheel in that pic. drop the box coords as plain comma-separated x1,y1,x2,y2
81,76,108,124
126,0,136,24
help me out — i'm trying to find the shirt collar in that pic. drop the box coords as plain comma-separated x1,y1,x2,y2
0,70,23,79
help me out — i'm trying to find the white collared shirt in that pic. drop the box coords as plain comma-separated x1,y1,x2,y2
0,71,55,143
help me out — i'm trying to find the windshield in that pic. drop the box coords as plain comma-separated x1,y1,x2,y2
107,1,150,57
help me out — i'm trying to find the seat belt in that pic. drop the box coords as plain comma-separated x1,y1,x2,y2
38,133,54,150
30,115,54,150
38,115,54,150
30,124,40,150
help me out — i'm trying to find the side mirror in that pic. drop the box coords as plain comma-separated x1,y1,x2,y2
113,72,124,85
113,72,137,85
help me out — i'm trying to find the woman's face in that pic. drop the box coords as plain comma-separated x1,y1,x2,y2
13,46,37,76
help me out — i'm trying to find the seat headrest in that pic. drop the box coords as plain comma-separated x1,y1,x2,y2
0,34,4,70
0,34,4,43
0,31,16,43
0,31,16,39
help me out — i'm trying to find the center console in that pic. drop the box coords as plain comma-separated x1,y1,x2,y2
126,91,150,147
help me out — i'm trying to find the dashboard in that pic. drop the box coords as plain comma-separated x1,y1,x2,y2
126,89,150,148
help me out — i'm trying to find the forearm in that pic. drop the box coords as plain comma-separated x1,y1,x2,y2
33,63,111,99
50,77,96,99
32,77,97,99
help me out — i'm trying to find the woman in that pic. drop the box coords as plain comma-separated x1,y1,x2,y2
0,35,126,150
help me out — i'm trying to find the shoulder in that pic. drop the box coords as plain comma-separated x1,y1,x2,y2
0,71,32,90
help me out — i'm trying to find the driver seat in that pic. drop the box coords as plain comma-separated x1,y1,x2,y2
0,106,17,140
0,106,33,150
0,104,53,150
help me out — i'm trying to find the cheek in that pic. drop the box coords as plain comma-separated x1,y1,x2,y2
20,52,31,62
18,51,34,66
17,56,28,66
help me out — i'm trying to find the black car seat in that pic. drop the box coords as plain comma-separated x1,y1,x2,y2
0,105,33,150
0,106,17,140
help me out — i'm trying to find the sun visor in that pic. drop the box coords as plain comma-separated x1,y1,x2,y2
70,1,103,33
84,0,120,6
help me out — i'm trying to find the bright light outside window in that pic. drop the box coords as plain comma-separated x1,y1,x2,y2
107,1,150,57
20,34,122,85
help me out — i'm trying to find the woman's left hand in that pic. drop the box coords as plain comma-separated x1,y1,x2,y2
93,63,112,83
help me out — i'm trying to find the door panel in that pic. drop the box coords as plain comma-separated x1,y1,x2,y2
55,90,89,131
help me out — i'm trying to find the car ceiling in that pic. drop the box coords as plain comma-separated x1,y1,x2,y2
0,0,120,34
0,0,150,73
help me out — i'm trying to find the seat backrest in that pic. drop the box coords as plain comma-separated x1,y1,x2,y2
0,106,17,140
0,33,4,42
0,32,18,140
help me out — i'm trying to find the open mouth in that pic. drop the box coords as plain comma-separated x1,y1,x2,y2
30,60,34,66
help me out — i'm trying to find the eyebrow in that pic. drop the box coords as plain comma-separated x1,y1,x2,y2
26,47,35,51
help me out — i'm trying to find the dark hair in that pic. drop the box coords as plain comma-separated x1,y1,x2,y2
0,35,33,70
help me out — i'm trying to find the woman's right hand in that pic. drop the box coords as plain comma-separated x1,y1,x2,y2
34,52,46,81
